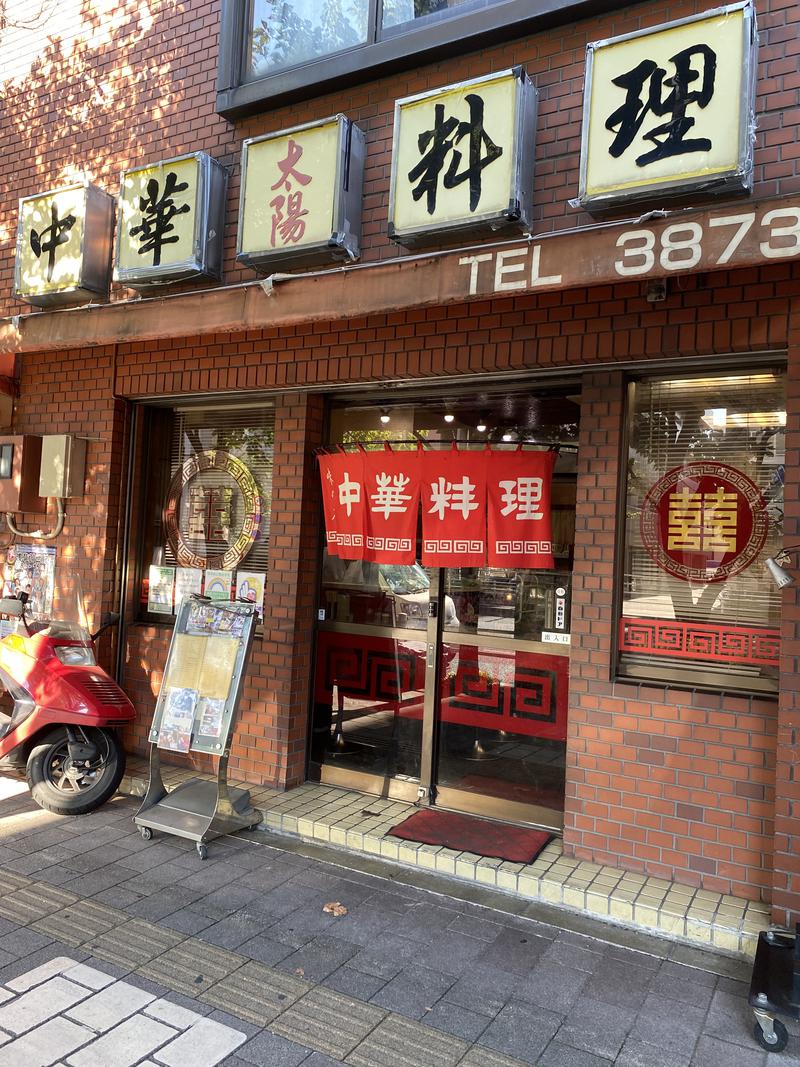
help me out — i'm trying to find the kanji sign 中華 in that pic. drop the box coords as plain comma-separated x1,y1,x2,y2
116,153,227,289
579,2,756,212
14,184,115,308
422,448,487,567
363,449,422,566
487,450,556,569
389,68,537,245
238,115,366,270
318,451,367,561
640,462,768,583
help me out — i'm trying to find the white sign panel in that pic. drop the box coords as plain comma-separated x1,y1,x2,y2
579,2,757,212
389,68,537,245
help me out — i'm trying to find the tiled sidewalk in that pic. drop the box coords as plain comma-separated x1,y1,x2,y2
0,776,786,1067
120,759,769,959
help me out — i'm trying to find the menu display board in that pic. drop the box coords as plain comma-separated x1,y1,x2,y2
148,598,256,756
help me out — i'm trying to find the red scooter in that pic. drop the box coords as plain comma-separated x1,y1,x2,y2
0,580,134,815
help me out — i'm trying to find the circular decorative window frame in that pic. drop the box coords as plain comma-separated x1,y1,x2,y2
639,461,768,584
163,449,262,571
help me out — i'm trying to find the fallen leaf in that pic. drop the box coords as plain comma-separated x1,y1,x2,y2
295,968,305,976
323,901,348,916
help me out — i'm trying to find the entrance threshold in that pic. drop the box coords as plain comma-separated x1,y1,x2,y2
120,759,767,960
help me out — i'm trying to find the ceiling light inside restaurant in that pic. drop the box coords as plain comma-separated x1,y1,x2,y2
380,409,391,425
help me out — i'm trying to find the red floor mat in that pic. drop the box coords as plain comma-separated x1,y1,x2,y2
388,808,552,863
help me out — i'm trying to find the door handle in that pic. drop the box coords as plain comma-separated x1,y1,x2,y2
426,643,435,668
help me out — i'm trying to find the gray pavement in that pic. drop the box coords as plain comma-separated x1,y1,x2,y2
0,777,793,1067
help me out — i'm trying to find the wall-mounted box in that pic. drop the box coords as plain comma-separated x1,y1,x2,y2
0,436,47,513
39,435,86,499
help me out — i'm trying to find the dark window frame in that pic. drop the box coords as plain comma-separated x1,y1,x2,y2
217,0,630,119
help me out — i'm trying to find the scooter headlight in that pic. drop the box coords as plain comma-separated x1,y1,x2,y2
54,645,96,666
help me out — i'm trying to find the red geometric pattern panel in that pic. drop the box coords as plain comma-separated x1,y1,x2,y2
619,618,780,666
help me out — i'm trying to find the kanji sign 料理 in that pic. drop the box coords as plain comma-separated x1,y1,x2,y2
487,451,556,569
318,451,367,561
579,2,757,212
14,184,115,308
389,68,538,246
640,462,768,582
116,153,227,289
363,449,422,566
422,447,487,567
238,115,366,271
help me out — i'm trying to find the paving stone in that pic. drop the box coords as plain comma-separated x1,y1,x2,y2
127,889,206,923
0,885,78,925
67,978,156,1031
0,975,89,1034
629,993,707,1059
580,957,656,1011
270,986,387,1059
0,926,55,960
66,1013,177,1067
6,956,79,993
139,939,246,997
541,939,604,974
538,1041,615,1066
479,999,562,1065
234,1028,311,1067
555,997,637,1060
87,918,185,969
476,927,550,976
153,1015,247,1066
442,964,519,1019
346,936,421,981
197,915,268,951
0,872,37,894
458,1050,529,1067
62,963,116,991
518,961,590,1014
649,962,718,1010
346,1012,468,1067
199,960,310,1027
144,996,203,1030
689,1035,766,1067
32,900,125,947
615,1037,691,1067
418,999,492,1042
277,934,359,983
702,988,761,1049
235,933,294,968
323,965,387,1002
161,909,216,936
369,963,454,1020
0,1014,95,1065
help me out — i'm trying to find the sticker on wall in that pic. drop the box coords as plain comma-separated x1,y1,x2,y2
204,570,232,600
238,115,366,271
148,565,175,614
235,571,265,620
578,1,757,212
639,461,768,583
14,184,114,307
389,67,538,245
116,152,227,289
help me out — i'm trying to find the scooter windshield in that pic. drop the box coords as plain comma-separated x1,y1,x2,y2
16,573,92,642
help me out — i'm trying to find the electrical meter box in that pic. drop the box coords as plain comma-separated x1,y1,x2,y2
39,435,86,498
0,436,47,513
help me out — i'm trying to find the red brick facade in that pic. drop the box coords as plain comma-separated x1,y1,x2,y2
2,0,800,921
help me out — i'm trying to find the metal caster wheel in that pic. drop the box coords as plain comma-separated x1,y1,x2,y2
196,842,208,860
753,1018,789,1053
139,826,153,842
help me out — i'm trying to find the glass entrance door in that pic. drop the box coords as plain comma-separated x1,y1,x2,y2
309,388,578,830
433,567,570,830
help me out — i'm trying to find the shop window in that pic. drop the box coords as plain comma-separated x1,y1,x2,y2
218,0,611,117
619,371,785,693
137,404,273,624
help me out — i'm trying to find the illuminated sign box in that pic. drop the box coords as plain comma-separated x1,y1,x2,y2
14,183,114,308
388,67,538,247
578,1,757,214
237,115,366,272
115,152,227,289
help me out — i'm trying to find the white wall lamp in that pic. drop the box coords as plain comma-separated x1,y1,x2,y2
765,547,800,588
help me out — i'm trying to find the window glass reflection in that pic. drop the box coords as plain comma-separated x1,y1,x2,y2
249,0,369,78
381,0,503,33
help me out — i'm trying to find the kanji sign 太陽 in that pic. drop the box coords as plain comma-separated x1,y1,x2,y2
640,462,768,582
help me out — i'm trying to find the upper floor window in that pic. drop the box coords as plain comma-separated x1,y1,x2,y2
218,0,610,118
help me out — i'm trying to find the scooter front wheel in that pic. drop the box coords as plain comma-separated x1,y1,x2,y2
26,727,126,816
